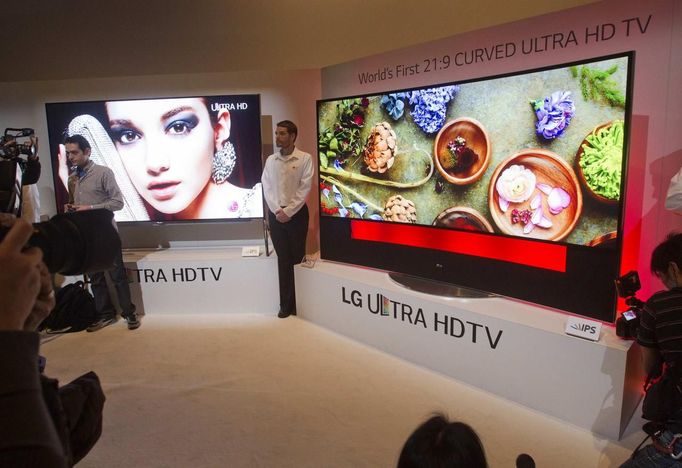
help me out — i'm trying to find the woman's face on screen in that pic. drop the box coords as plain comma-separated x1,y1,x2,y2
106,98,215,214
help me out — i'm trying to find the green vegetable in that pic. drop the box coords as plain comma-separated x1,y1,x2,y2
317,98,368,168
579,120,624,200
571,64,625,108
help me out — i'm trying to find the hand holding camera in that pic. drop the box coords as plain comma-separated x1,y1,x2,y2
0,216,53,331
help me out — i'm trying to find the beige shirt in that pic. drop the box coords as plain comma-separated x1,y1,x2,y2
67,160,124,212
261,147,313,218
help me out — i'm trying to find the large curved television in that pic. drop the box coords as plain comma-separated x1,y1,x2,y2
46,94,263,223
317,52,634,322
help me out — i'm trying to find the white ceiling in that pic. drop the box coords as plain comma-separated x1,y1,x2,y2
0,0,598,82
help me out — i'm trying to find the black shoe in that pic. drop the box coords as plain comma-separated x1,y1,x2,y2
277,308,291,318
86,317,118,332
124,314,142,330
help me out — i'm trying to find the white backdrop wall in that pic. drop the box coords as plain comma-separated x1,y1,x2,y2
320,0,682,301
0,69,321,250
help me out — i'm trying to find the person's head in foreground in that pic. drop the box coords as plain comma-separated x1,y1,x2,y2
397,414,488,468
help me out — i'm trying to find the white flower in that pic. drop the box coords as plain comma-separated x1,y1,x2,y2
496,165,537,203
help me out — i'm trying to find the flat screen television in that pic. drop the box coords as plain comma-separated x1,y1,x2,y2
46,94,263,222
317,52,634,322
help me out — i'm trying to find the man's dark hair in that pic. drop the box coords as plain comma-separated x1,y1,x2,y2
64,135,91,152
651,232,682,275
397,414,487,468
276,120,298,141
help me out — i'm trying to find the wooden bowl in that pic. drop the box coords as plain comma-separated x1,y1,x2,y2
488,149,583,241
433,206,494,233
433,118,491,185
575,121,621,206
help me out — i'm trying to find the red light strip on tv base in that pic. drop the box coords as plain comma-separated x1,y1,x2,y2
350,220,567,272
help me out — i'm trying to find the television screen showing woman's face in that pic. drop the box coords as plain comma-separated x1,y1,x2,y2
46,94,264,222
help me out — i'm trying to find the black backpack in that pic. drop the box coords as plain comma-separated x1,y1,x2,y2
40,281,98,333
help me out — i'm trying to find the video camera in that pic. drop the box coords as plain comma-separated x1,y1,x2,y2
0,128,37,159
0,128,39,216
615,271,646,339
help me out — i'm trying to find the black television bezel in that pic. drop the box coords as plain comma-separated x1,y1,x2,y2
45,93,264,225
317,51,635,323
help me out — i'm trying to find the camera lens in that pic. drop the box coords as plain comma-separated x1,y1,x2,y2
0,209,122,274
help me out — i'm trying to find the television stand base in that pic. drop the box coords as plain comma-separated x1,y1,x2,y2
388,272,495,298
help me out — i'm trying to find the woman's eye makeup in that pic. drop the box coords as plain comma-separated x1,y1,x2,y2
165,114,199,136
110,127,141,145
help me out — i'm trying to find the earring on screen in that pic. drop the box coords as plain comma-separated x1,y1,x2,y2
212,140,236,184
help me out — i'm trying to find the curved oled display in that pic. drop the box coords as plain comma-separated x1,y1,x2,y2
318,52,634,322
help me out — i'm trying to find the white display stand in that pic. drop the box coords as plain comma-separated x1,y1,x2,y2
123,248,279,315
295,260,645,440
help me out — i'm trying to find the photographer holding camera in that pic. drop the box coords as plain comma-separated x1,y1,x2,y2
622,232,682,467
0,214,110,467
0,217,66,467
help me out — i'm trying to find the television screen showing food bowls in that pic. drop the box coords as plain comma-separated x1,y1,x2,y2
317,53,631,249
46,94,263,223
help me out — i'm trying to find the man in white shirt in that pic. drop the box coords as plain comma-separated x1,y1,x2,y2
261,121,314,318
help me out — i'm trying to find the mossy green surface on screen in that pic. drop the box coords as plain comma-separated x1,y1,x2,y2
579,120,623,200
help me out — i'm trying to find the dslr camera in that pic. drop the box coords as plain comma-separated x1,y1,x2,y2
615,271,645,339
0,209,122,275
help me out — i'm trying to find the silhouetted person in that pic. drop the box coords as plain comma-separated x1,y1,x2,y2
397,414,488,468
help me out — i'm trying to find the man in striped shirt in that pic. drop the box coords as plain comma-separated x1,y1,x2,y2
637,233,682,372
622,232,682,467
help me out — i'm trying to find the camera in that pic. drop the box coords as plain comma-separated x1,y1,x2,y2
0,209,121,275
615,271,645,339
0,128,39,216
0,128,37,159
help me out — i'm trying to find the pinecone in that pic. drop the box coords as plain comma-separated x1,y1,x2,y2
383,195,417,223
363,122,396,173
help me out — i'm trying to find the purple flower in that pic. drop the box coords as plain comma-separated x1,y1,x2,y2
533,91,575,140
408,86,459,134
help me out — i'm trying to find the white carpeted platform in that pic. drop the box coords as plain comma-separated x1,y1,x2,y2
41,314,648,467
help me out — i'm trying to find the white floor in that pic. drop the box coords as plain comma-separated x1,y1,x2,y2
41,314,648,467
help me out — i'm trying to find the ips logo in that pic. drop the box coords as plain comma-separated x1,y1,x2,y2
570,323,596,334
566,317,601,341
